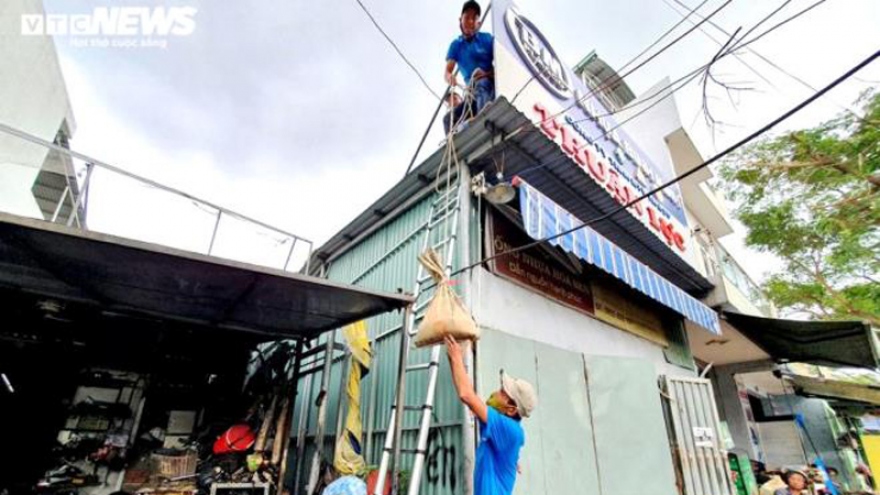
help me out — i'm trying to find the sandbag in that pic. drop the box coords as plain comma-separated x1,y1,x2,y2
413,248,479,347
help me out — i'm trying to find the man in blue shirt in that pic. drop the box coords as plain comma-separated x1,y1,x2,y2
445,336,537,495
445,1,495,123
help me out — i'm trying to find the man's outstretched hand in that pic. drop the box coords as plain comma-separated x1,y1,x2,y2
445,335,486,422
445,335,464,364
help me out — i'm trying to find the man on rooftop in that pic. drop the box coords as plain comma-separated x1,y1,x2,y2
444,1,495,127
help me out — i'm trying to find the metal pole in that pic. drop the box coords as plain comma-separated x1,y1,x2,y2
304,242,314,275
404,93,448,177
333,351,352,447
306,331,338,495
390,305,413,495
208,210,222,255
278,339,305,491
364,352,379,463
406,345,442,495
373,410,396,495
50,186,70,223
66,162,94,228
284,238,297,272
456,165,478,495
293,370,314,495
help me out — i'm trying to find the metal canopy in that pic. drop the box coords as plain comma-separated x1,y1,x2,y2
722,311,878,369
478,98,715,296
312,98,714,296
0,213,414,340
778,363,880,406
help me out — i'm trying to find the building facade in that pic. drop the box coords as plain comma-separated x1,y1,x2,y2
0,0,82,225
289,3,781,495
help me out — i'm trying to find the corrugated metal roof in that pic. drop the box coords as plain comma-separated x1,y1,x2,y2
313,98,713,295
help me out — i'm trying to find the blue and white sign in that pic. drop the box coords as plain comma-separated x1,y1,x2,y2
492,0,692,257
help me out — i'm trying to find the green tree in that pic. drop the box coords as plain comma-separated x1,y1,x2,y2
719,89,880,326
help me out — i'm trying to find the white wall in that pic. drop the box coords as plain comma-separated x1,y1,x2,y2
0,0,77,209
0,162,42,217
472,267,696,378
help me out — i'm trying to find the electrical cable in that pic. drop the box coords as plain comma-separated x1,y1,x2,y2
510,0,735,136
616,0,712,75
445,48,880,280
511,0,730,110
672,0,868,121
662,0,780,90
509,0,835,147
350,0,442,101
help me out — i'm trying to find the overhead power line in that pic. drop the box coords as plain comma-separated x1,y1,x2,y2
520,0,735,133
668,0,867,120
350,0,442,100
615,0,712,75
447,48,880,280
511,0,731,107
512,0,834,143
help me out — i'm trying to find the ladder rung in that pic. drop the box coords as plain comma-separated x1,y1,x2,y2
414,297,432,311
390,404,434,412
405,362,437,372
399,448,427,455
432,187,458,207
427,208,457,229
430,237,454,252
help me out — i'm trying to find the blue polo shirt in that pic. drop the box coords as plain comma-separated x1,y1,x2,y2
475,408,524,495
447,31,494,84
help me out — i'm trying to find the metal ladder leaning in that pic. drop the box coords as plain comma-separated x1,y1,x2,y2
372,171,463,495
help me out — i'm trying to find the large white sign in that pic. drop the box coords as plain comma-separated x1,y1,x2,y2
493,1,692,257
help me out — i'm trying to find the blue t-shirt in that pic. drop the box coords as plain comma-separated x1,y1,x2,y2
475,408,524,495
446,32,494,84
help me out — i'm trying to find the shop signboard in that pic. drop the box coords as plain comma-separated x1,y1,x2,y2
491,0,692,258
487,209,595,315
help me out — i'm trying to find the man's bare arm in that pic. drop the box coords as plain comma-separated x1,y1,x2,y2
445,59,458,88
445,336,488,423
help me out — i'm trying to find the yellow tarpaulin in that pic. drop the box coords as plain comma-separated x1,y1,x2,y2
862,435,880,480
334,320,372,475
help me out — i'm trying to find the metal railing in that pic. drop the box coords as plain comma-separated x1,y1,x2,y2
0,122,314,273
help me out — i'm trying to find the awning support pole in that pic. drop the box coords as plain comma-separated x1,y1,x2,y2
306,331,338,495
391,303,413,494
278,339,305,491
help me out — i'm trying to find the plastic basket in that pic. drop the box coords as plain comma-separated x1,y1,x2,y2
151,450,198,478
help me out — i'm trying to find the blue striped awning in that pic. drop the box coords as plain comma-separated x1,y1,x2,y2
517,179,721,335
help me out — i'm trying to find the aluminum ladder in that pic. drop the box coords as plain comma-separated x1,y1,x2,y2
372,172,463,495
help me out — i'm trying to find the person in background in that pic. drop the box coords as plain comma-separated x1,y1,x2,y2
759,470,786,495
444,1,495,121
445,336,537,495
322,476,366,495
775,470,810,495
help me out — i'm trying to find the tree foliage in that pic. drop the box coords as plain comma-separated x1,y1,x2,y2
719,89,880,326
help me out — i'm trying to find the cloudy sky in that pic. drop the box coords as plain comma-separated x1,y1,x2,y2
37,0,880,279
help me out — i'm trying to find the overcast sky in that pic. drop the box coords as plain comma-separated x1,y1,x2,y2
40,0,880,282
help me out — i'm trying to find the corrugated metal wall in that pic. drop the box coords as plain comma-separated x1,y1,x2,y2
291,191,467,495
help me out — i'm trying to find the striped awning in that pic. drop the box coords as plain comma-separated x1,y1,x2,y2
517,179,721,335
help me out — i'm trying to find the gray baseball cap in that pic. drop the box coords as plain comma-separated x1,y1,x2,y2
500,370,537,418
